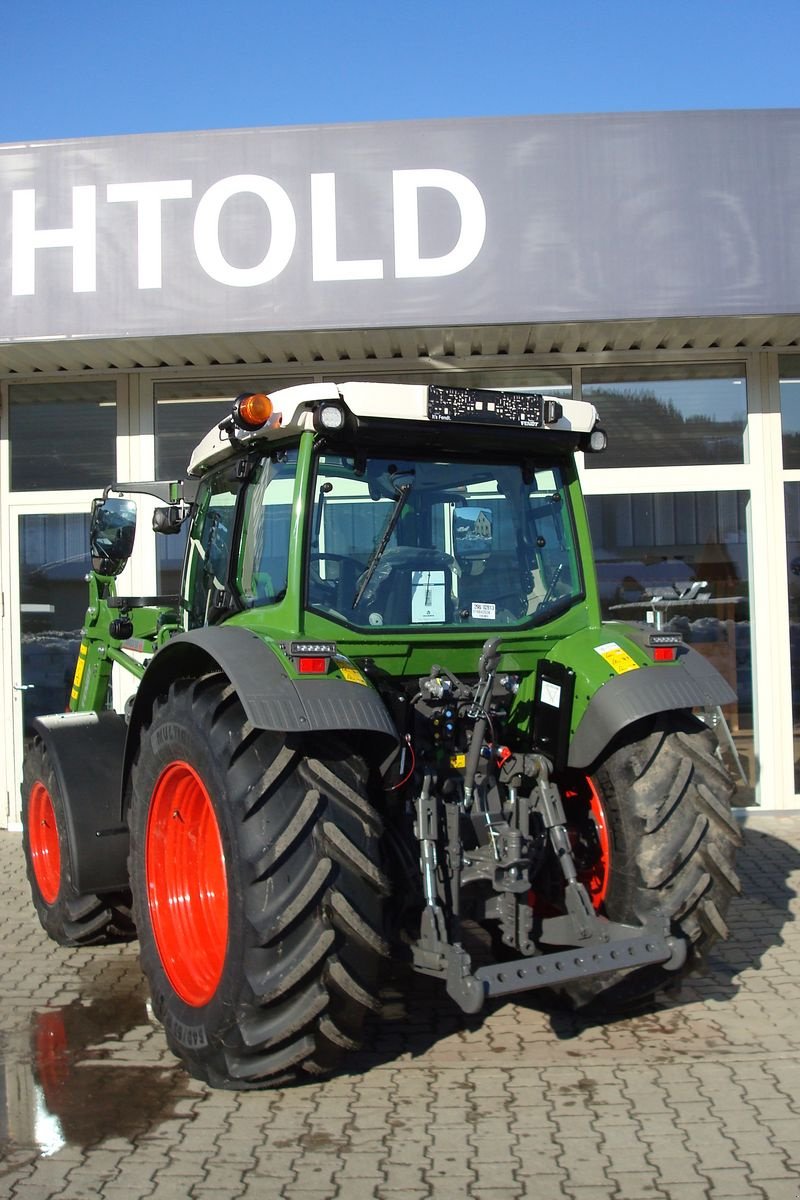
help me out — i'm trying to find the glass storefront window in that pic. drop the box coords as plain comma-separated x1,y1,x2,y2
585,490,754,803
156,532,187,597
582,365,747,469
348,368,573,394
783,482,800,789
19,513,91,732
779,355,800,469
9,382,117,491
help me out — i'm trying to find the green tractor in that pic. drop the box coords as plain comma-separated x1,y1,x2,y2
21,381,741,1089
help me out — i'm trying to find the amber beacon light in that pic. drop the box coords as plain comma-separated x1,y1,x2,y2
232,392,274,430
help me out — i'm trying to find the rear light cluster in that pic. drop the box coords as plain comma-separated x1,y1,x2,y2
298,657,328,674
648,633,681,663
289,641,337,675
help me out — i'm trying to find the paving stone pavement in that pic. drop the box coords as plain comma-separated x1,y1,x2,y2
1,814,799,1200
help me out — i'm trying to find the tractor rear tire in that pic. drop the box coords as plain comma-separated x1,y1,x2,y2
562,711,742,1009
128,674,389,1089
22,737,135,946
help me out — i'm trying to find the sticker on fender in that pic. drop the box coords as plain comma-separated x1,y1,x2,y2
340,665,367,686
595,641,640,674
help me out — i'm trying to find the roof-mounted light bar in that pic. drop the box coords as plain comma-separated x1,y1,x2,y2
189,381,607,476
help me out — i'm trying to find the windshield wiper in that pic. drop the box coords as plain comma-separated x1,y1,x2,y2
352,482,412,608
532,592,574,625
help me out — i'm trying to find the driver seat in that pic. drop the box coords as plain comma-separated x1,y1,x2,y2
360,547,456,625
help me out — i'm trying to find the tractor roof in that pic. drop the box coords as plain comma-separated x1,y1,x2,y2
188,381,603,476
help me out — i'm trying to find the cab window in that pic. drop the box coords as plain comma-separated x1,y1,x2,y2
185,462,243,629
237,450,298,607
307,453,583,629
185,449,299,627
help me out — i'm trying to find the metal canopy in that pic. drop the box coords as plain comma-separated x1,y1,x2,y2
2,314,798,379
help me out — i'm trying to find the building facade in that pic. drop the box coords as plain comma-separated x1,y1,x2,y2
1,109,799,822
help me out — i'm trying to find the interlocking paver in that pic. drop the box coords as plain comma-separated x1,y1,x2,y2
1,813,799,1200
605,1172,669,1199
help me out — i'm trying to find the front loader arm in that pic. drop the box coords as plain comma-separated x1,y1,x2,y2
69,570,179,713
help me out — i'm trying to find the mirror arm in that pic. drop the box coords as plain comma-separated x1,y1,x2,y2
105,479,200,504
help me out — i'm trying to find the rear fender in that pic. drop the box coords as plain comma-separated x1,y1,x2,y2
31,712,129,894
123,625,398,794
566,644,736,769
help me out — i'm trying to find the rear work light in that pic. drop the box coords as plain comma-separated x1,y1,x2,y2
232,392,277,430
313,401,347,433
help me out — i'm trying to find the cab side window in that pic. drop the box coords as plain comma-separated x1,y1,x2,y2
238,450,298,608
184,465,242,629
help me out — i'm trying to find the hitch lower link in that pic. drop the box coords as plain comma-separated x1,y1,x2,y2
410,759,686,1015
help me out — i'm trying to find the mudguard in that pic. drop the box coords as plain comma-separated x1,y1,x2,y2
123,625,398,788
567,644,737,769
32,711,129,894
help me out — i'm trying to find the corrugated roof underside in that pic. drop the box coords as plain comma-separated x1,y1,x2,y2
2,315,799,376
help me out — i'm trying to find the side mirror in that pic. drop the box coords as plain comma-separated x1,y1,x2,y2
90,497,137,576
454,506,493,559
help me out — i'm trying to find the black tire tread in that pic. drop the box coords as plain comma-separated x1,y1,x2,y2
250,858,334,945
22,736,134,948
565,714,741,1008
321,821,392,893
129,675,387,1088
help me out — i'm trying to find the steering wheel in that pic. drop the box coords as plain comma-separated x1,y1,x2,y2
310,552,365,574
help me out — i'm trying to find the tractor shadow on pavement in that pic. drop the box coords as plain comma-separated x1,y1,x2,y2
693,821,800,997
343,822,799,1072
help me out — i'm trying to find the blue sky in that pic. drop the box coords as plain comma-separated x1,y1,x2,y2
3,0,797,143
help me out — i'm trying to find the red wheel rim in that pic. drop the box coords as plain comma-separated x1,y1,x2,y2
581,777,611,907
28,782,61,905
145,761,228,1007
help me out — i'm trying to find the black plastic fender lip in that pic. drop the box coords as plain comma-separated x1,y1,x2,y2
474,931,686,999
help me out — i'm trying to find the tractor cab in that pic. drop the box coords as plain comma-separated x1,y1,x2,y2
178,381,605,645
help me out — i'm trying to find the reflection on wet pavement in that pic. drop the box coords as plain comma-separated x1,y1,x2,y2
0,957,194,1158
